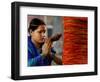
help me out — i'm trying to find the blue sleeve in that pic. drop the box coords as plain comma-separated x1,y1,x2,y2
28,51,43,66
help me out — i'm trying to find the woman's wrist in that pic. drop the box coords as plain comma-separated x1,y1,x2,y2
40,53,46,59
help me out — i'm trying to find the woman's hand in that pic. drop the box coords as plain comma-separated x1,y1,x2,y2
41,33,62,57
42,38,52,57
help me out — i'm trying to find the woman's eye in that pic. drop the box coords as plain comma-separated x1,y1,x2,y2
38,32,41,33
38,31,45,34
43,31,46,33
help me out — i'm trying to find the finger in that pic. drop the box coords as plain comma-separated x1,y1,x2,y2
47,39,52,47
44,39,52,47
43,38,52,50
44,38,48,43
48,42,52,50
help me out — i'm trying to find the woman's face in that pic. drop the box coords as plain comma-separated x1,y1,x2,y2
30,25,46,44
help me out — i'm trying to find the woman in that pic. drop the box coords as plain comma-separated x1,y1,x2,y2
28,18,62,66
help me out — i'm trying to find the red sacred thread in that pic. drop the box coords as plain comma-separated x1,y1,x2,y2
62,17,88,65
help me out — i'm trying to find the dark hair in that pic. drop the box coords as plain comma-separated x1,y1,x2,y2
28,18,46,33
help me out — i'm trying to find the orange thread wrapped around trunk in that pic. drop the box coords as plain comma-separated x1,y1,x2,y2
62,17,88,65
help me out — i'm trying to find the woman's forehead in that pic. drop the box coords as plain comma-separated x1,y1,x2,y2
37,25,46,30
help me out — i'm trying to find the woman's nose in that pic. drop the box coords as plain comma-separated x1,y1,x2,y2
42,33,45,37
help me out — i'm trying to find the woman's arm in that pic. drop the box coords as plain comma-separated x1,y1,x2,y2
28,51,45,66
